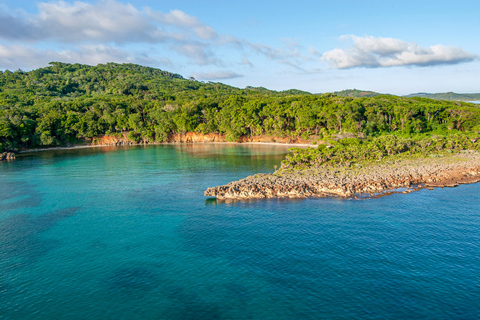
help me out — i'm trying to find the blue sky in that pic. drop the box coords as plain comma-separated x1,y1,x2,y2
0,0,478,94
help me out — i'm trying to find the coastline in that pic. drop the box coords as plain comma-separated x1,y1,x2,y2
17,132,316,155
18,141,314,155
11,134,480,200
205,151,480,200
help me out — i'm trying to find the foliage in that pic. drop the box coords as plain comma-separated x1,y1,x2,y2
1,62,480,157
334,89,383,98
281,133,480,170
404,92,480,102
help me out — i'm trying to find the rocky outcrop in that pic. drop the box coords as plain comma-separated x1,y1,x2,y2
205,151,480,200
0,152,15,161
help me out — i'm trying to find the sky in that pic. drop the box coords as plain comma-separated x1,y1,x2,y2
0,0,479,95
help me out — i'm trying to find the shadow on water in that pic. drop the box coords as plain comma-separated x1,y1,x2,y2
161,285,224,320
223,281,252,310
176,204,333,309
0,277,11,309
19,145,134,162
106,266,159,300
104,264,226,319
0,207,80,269
204,198,217,206
0,277,9,296
5,145,148,174
0,181,42,212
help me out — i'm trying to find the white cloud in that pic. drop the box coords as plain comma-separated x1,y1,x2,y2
0,0,220,44
0,0,310,69
150,9,218,40
0,0,368,74
170,43,222,66
0,0,225,67
1,1,153,43
282,38,301,49
248,42,302,61
241,58,254,68
308,46,320,56
191,71,243,80
0,44,172,70
322,35,477,69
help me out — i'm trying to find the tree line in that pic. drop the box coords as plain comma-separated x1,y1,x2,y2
1,62,480,153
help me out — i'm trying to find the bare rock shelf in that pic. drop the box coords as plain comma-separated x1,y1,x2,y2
205,151,480,200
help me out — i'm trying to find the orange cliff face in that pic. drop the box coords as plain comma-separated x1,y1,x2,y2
168,132,227,143
91,132,317,146
91,132,227,146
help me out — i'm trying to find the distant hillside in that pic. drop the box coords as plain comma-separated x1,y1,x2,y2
2,62,480,154
405,92,480,101
280,89,312,95
244,86,310,96
334,90,480,102
333,89,383,98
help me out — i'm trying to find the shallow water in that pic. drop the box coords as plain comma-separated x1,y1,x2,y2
1,144,480,319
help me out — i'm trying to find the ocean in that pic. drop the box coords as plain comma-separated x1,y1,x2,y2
1,144,480,319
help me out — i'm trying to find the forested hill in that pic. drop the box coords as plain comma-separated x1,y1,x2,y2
1,62,480,153
334,89,382,98
404,92,480,101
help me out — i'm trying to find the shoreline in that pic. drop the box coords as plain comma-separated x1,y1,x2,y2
17,132,318,155
11,137,480,201
205,151,480,200
17,140,315,155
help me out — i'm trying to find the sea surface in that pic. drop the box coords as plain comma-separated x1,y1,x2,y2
1,144,480,320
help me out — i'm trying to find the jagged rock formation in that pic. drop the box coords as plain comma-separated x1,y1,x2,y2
205,151,480,200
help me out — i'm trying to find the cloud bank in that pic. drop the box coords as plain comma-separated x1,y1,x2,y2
0,1,476,79
322,35,477,69
0,44,172,70
0,0,207,43
191,71,243,80
0,0,307,71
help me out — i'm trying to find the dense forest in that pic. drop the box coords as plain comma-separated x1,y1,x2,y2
404,92,480,101
334,89,382,98
1,62,480,161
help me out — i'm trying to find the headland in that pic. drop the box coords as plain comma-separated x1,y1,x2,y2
205,151,480,200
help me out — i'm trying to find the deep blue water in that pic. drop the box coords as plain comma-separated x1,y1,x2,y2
1,143,480,319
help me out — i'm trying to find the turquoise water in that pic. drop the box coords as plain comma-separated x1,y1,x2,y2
1,144,480,319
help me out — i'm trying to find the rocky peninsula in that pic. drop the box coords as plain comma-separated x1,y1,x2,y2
205,151,480,200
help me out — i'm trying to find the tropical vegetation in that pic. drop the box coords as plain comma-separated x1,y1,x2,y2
2,62,480,169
